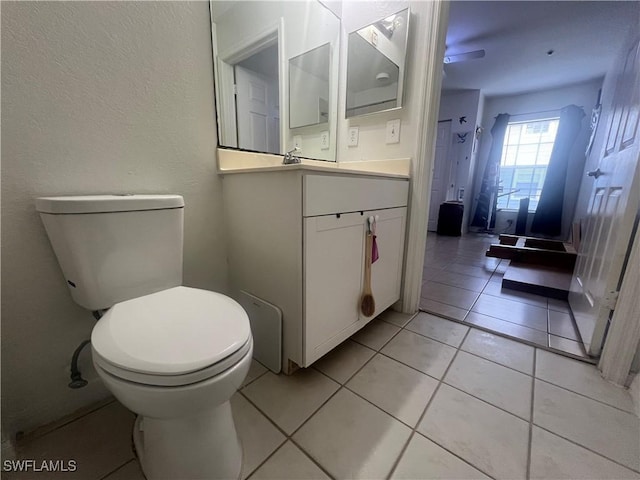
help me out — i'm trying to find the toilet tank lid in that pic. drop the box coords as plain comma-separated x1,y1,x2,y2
35,195,184,214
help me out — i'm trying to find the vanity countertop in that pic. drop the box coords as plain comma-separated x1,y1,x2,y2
217,148,410,179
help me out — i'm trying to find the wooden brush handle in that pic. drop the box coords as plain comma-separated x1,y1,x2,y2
363,233,373,293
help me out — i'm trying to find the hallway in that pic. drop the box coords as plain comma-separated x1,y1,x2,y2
421,233,588,360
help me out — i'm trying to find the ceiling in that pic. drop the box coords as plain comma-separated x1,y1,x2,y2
442,1,640,97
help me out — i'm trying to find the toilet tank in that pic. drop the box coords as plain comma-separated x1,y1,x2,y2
36,195,184,311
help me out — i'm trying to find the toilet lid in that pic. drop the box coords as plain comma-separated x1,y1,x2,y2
91,286,251,376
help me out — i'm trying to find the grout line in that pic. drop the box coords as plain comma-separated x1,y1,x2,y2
349,319,405,354
464,310,550,334
439,379,532,423
411,317,627,413
532,422,640,475
391,306,638,478
242,436,288,480
236,389,315,478
425,309,546,348
526,348,537,479
98,458,137,480
386,327,498,480
426,277,489,295
533,376,637,415
287,438,337,480
241,318,412,480
420,287,482,311
240,362,270,389
16,397,118,446
239,381,333,440
439,309,595,365
424,241,593,365
405,432,498,480
478,288,550,309
418,300,469,322
458,347,534,377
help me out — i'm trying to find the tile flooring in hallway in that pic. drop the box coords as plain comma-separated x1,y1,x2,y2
421,233,589,359
6,311,639,480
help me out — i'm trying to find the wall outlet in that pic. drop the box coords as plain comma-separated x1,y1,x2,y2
386,119,401,144
348,127,359,147
293,135,302,150
320,131,329,150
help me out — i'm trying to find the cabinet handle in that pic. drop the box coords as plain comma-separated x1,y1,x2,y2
336,213,341,218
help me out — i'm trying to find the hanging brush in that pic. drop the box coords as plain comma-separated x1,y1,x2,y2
360,217,376,317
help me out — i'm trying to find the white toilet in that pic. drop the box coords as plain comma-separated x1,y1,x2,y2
36,195,253,480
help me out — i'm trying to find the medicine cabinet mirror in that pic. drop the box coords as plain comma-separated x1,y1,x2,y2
345,8,410,118
210,1,340,161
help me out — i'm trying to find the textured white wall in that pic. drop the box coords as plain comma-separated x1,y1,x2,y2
1,2,226,436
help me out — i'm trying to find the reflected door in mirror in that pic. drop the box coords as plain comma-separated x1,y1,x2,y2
235,65,280,153
211,0,340,161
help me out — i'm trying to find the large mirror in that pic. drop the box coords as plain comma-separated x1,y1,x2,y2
210,1,340,161
346,8,410,118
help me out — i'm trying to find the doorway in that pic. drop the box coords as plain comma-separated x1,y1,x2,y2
234,44,280,154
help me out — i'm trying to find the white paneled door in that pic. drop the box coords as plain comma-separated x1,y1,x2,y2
570,36,640,356
235,65,279,153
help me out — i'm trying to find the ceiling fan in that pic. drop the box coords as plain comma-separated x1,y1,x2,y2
443,49,485,64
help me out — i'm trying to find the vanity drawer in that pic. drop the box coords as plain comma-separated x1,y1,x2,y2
303,174,409,217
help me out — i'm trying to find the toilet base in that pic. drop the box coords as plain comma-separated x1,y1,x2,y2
133,401,242,480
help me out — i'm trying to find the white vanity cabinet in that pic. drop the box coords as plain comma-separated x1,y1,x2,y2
222,169,408,373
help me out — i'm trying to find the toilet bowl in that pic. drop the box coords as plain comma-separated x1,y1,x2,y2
92,286,252,480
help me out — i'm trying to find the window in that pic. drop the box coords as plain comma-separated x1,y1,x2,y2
497,118,559,211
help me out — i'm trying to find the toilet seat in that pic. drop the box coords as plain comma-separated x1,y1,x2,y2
91,286,252,387
93,338,252,386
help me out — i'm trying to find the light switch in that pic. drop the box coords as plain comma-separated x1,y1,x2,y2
386,119,401,144
320,131,329,150
348,127,359,147
293,135,302,150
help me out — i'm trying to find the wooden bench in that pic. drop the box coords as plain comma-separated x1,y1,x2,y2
486,235,575,299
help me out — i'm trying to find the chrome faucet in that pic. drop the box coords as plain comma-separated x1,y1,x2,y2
283,147,301,165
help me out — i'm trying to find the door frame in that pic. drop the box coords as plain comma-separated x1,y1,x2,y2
399,0,449,313
210,15,285,151
599,210,640,385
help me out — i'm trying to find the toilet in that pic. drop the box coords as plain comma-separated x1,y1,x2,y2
36,195,253,480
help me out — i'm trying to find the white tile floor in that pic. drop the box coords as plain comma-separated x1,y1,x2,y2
7,310,639,479
421,233,590,359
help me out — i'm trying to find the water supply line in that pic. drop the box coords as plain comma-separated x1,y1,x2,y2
68,340,91,389
68,310,104,389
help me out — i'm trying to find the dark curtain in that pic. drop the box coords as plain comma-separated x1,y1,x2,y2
531,105,585,237
471,113,510,229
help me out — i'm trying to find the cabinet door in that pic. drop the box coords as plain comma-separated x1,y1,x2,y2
366,207,407,318
304,212,365,365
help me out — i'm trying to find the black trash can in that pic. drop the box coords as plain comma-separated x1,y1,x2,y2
437,201,464,236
